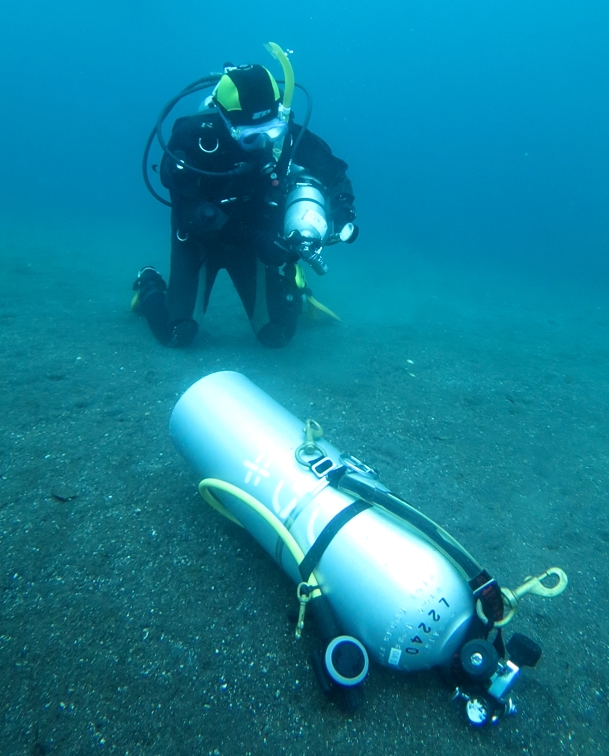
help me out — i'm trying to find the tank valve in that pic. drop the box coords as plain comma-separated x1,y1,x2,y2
453,688,517,727
453,633,542,726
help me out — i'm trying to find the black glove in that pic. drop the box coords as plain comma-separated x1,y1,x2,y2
250,230,298,266
332,203,356,231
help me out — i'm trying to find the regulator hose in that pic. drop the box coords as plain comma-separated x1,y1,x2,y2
142,78,313,207
198,478,321,595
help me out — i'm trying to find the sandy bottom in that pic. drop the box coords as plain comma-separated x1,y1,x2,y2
1,218,607,755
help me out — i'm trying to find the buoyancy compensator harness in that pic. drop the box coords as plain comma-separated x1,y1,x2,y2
142,42,311,209
170,372,568,727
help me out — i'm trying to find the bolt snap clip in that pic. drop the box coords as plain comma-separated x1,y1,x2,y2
477,567,568,627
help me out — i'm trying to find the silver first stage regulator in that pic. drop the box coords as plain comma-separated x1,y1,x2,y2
169,371,567,725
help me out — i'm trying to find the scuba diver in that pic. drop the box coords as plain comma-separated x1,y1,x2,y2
133,45,358,348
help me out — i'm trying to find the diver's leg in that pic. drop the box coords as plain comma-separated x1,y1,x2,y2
164,224,204,347
227,250,302,348
135,222,203,347
260,262,303,347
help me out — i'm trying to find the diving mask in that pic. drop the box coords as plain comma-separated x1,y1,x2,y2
219,109,288,151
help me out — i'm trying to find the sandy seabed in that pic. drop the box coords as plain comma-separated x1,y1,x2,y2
1,219,608,755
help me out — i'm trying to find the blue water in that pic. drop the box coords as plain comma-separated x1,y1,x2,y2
1,3,608,754
1,0,607,291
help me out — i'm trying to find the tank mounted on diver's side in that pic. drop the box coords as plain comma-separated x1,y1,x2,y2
283,172,357,276
283,176,330,274
169,371,568,726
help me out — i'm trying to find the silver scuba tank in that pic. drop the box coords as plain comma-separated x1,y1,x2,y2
283,176,329,275
284,177,328,246
169,371,475,673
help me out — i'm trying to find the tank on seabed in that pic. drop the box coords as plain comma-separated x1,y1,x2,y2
169,371,567,727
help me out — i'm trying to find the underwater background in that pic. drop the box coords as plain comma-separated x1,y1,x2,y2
1,1,608,754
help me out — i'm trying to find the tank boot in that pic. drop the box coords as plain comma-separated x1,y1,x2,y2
131,266,167,313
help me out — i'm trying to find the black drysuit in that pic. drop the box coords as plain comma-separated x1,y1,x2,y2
142,108,355,348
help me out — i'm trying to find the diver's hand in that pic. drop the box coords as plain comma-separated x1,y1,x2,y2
250,231,298,266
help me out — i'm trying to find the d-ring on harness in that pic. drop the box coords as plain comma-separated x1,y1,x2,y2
198,122,219,153
295,419,326,466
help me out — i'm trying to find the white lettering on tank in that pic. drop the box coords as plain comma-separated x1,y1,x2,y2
243,450,273,486
272,479,310,520
306,507,322,545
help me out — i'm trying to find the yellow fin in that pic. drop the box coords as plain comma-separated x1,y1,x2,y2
306,295,341,322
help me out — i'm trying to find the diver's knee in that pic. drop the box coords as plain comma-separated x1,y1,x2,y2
167,318,198,348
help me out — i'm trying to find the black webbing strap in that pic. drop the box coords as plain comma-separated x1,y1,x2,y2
469,569,506,654
469,569,505,625
298,500,372,582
